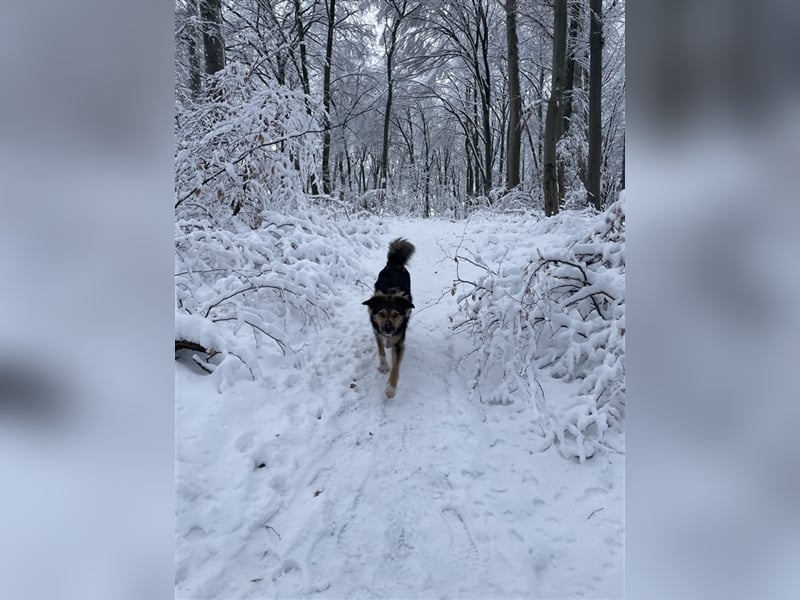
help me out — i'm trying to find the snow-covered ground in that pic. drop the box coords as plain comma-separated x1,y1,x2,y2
176,215,624,599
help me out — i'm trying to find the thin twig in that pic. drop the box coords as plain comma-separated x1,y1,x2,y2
212,317,288,355
587,507,605,520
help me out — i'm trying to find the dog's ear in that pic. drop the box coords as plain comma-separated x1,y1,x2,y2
362,297,379,308
396,297,415,310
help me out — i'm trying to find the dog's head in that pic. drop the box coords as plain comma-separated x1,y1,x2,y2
362,293,414,336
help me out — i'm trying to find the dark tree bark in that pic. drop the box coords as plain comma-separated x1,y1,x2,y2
587,0,603,210
478,1,492,195
420,108,431,216
562,0,583,135
200,0,225,78
184,1,202,99
471,84,481,194
380,4,404,190
292,0,319,195
505,0,522,190
558,0,583,201
379,74,394,190
292,0,312,98
543,0,568,216
321,0,336,196
465,135,474,197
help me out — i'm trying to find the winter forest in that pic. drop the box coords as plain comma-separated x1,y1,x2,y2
176,0,625,597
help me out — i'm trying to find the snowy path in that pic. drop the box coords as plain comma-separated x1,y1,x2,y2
176,218,624,599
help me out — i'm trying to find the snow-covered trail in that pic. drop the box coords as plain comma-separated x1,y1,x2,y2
176,218,623,599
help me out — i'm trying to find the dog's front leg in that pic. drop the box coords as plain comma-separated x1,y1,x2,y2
375,334,389,373
385,342,404,398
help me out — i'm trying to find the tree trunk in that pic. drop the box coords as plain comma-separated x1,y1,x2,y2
587,0,603,210
344,140,353,194
480,105,492,195
479,21,493,195
200,0,225,76
185,1,202,99
470,85,481,195
358,148,366,193
421,108,431,217
505,0,522,190
543,0,567,216
380,4,409,192
321,0,336,196
536,63,545,178
498,92,506,182
558,1,582,203
292,0,311,98
293,0,319,195
380,80,393,190
562,0,582,134
465,135,474,197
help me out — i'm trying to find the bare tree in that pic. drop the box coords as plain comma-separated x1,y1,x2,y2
322,0,337,195
562,0,584,138
176,1,203,100
587,0,603,210
380,1,405,190
200,0,225,76
543,0,567,216
505,0,522,190
559,0,585,199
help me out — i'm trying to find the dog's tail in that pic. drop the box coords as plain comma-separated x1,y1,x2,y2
387,238,415,267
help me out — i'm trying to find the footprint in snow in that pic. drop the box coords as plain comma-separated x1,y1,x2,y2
440,507,481,572
271,559,305,597
234,431,255,453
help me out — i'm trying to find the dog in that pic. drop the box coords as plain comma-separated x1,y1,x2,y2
362,238,415,398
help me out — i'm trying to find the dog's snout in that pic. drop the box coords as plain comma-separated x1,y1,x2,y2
382,323,394,334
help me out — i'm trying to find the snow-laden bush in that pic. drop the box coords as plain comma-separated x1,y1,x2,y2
175,210,382,389
453,197,625,461
175,61,319,229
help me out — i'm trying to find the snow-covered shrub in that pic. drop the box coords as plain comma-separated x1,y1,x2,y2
489,188,541,213
175,209,382,389
453,197,625,461
175,61,319,229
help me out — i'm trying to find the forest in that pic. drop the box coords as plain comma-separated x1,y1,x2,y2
175,0,625,224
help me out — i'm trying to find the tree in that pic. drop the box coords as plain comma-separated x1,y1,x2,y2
562,0,584,138
505,0,522,190
199,0,225,101
321,0,337,195
427,0,497,197
379,1,419,191
587,0,603,210
543,0,567,216
175,1,202,100
200,0,225,76
559,0,585,199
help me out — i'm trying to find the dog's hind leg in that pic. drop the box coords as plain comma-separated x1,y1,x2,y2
385,341,404,398
375,334,389,373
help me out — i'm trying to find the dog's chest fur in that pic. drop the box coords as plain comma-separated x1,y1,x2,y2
375,332,402,348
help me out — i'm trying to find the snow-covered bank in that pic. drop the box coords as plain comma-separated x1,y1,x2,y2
176,210,624,598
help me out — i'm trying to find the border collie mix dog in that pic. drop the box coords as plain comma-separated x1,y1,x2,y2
362,238,415,398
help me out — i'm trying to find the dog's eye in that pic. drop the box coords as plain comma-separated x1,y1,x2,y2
377,310,387,318
390,311,400,318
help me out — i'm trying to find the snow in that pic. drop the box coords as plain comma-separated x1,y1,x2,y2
176,214,624,598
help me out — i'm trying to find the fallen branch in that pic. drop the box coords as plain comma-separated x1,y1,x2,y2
175,339,214,354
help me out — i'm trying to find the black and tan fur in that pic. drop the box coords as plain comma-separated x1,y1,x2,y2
362,238,415,398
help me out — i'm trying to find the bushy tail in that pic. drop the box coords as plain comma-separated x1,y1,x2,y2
387,238,415,266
